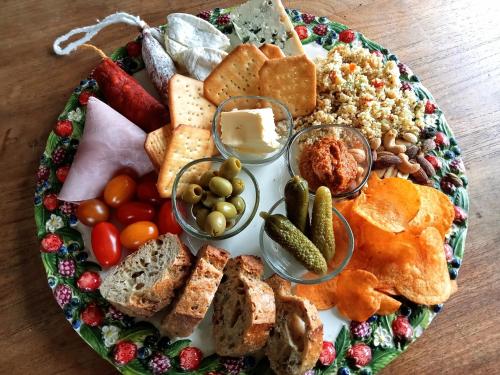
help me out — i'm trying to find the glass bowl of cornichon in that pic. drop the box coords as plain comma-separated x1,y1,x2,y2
172,157,260,240
259,176,354,284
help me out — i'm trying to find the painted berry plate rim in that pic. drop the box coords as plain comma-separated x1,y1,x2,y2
34,7,469,375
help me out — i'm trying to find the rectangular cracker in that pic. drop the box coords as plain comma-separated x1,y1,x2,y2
144,125,172,170
169,74,216,130
203,44,268,109
259,54,316,117
259,43,285,59
157,125,214,198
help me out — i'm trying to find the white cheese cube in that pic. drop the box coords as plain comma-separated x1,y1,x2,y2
220,108,280,154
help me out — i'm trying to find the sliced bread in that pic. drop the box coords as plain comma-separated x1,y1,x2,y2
212,255,276,356
265,274,324,375
161,244,230,337
99,234,193,317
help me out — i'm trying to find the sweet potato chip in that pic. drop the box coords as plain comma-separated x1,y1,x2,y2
353,175,420,233
336,269,382,322
377,294,401,315
294,275,338,310
408,184,455,239
394,227,452,305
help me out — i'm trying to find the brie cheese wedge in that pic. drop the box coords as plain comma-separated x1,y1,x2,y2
166,13,230,51
178,47,228,81
220,108,280,154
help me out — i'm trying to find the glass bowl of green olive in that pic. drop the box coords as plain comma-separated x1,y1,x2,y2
171,157,260,240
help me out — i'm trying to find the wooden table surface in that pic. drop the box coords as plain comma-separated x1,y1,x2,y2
1,0,500,373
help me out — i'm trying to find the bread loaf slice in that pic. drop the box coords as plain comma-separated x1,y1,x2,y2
100,234,193,317
212,255,276,356
265,274,324,375
161,244,230,337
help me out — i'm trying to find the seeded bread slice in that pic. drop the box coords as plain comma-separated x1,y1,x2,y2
161,244,230,337
100,234,193,317
265,274,324,375
212,255,276,356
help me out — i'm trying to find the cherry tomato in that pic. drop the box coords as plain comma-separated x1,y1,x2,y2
116,201,156,226
137,172,162,205
158,200,182,235
104,174,137,208
76,198,110,226
120,221,159,251
91,222,122,267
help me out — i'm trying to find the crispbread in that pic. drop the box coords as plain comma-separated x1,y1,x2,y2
169,74,216,130
203,44,268,109
144,125,172,170
259,44,285,59
259,54,316,117
157,125,214,198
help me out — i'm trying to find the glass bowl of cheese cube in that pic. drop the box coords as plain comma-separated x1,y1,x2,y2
212,96,293,165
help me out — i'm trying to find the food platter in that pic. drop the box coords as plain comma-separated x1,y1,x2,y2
35,4,469,375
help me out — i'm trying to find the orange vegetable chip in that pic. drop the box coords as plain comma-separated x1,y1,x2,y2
353,176,420,233
336,269,382,322
394,227,452,305
330,214,353,270
294,275,338,310
376,294,401,315
408,184,454,239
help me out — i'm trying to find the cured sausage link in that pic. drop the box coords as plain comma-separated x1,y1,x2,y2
93,58,169,132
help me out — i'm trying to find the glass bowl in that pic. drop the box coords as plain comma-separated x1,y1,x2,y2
171,157,260,240
259,197,354,284
286,125,372,199
212,95,293,165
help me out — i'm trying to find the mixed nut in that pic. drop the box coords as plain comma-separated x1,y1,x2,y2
369,126,438,186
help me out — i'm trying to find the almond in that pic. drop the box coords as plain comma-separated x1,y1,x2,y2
373,154,402,169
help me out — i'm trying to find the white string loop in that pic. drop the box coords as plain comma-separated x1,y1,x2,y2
53,12,148,55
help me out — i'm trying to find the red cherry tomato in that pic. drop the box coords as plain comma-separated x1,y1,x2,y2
137,172,162,205
76,198,110,226
115,201,156,226
104,174,137,208
158,200,182,235
91,222,122,267
120,221,159,251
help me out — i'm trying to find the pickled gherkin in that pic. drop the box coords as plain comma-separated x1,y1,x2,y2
311,186,335,261
284,176,310,235
261,212,327,274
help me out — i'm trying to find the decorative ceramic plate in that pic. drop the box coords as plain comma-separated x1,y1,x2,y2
34,7,469,375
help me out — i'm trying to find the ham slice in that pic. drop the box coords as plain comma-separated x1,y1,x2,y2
58,97,154,202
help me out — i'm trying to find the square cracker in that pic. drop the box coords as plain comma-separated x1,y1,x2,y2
157,125,214,198
169,74,216,130
203,44,268,109
144,125,172,170
259,54,316,117
259,44,285,59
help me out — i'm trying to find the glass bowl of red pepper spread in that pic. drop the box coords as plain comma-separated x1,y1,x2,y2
287,125,372,198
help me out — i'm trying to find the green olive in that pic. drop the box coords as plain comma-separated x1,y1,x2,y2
231,178,245,196
192,202,206,216
202,192,225,208
226,219,236,230
181,184,203,204
199,170,218,188
219,157,242,180
204,211,226,237
214,201,237,219
208,176,233,197
195,207,210,228
229,196,246,214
